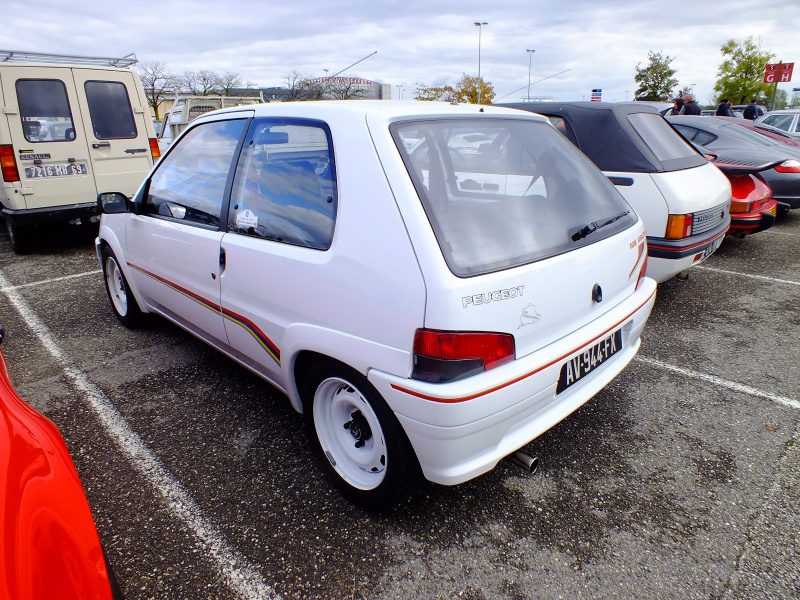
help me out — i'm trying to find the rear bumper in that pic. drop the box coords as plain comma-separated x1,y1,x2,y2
369,278,657,486
645,221,729,282
2,202,99,225
729,201,778,237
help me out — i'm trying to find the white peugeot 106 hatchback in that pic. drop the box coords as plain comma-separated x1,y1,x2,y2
96,101,657,508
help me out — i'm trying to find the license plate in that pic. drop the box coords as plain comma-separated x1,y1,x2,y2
24,162,88,179
556,330,622,394
766,205,777,216
695,235,723,264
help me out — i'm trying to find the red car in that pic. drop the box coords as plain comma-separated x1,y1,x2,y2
698,147,779,238
0,326,119,599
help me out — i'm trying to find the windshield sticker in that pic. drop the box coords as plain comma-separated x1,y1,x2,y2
518,304,542,328
462,285,524,308
236,209,258,229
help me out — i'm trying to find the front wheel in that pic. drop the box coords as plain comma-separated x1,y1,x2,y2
101,246,143,328
303,361,423,509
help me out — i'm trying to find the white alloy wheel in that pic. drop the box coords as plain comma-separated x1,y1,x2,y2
105,255,129,316
313,377,388,490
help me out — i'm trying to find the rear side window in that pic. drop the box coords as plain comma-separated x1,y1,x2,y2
627,113,700,162
84,80,137,139
392,118,637,277
147,119,247,228
16,79,76,143
228,118,337,250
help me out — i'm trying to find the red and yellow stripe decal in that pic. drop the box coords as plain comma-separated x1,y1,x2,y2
128,263,281,365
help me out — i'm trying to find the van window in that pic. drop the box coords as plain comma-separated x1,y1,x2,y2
16,79,76,143
228,119,337,250
84,80,137,139
392,118,637,277
146,118,247,228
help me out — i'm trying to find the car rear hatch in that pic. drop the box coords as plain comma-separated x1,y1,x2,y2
387,115,645,372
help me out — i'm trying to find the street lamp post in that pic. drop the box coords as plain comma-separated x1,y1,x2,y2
474,21,487,104
526,49,535,101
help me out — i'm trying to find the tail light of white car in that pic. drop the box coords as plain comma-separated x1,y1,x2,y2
412,329,516,383
0,145,19,182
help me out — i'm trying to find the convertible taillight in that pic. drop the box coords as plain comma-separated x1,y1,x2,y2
412,329,515,383
775,159,800,173
0,145,20,182
665,214,693,239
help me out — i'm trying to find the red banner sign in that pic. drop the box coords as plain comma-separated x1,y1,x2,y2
764,63,794,84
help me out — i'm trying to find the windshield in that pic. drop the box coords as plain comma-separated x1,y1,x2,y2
391,118,637,277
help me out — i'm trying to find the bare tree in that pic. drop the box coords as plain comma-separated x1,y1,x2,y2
218,71,243,96
326,78,367,100
182,69,221,95
137,61,178,120
282,70,317,100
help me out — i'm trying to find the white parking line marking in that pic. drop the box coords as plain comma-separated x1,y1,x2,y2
0,269,101,290
635,356,800,410
694,265,800,287
763,230,800,237
0,269,279,600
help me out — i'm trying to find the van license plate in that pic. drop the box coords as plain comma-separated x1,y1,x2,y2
25,163,88,179
556,330,622,394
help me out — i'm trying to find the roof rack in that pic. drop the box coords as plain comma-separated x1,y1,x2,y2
0,49,138,68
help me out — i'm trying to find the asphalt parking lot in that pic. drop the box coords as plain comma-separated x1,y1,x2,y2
0,214,798,600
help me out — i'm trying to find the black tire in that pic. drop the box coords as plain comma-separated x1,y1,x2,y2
101,245,144,328
5,219,33,254
302,360,424,509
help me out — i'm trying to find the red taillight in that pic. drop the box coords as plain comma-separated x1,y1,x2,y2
0,145,20,182
665,214,693,239
636,244,649,290
149,138,161,161
775,159,800,173
412,329,515,383
729,174,772,213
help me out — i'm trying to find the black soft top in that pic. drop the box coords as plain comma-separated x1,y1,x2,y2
497,101,705,173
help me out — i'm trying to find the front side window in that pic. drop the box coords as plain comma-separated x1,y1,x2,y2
147,119,246,228
392,118,637,277
16,79,75,143
228,119,337,250
84,80,137,139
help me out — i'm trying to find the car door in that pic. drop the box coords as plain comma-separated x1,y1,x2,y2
0,65,97,210
219,118,338,387
126,116,249,347
71,68,154,197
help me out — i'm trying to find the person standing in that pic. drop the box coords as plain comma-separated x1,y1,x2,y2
670,97,684,115
743,99,759,120
716,99,733,116
681,93,701,115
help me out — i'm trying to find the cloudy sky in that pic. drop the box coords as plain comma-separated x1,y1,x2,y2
2,0,798,106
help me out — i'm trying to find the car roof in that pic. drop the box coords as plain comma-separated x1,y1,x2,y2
197,99,552,125
497,101,678,173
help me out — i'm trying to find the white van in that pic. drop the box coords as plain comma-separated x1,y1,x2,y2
0,50,160,252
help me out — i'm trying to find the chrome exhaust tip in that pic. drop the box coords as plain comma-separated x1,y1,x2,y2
507,450,540,475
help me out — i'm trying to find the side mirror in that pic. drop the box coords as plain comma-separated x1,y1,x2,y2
97,192,130,214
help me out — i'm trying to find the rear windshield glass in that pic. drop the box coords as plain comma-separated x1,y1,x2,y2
627,113,700,162
84,80,137,140
391,118,637,277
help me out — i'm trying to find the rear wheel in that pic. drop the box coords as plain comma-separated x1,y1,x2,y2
101,246,143,328
303,360,423,509
5,220,33,254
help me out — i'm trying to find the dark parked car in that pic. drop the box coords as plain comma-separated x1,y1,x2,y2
667,115,800,216
499,102,731,283
713,116,800,148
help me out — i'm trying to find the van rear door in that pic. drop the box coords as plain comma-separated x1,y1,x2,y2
71,69,154,196
1,65,97,209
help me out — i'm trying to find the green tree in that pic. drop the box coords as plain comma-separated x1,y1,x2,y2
713,37,774,105
414,74,495,104
634,51,679,101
